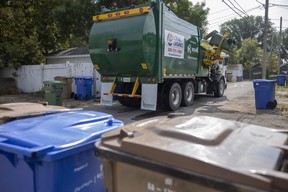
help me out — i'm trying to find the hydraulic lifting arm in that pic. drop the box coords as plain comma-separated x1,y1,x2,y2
201,32,230,65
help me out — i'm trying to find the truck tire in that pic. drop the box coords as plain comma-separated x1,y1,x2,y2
181,81,194,106
214,78,225,97
163,82,182,111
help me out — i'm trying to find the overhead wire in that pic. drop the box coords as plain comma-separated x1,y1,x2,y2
208,5,263,28
227,0,248,16
271,19,288,21
232,0,248,15
210,8,231,15
270,3,288,7
255,0,265,7
209,1,287,31
222,0,243,17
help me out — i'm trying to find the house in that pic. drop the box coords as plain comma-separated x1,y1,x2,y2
244,63,262,80
45,47,101,98
226,64,243,82
45,47,92,64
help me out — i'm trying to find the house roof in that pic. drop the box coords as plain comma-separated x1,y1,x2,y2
45,47,89,58
227,64,243,70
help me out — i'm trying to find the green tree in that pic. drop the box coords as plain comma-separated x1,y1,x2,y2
0,0,97,68
231,38,263,69
96,0,209,32
95,0,146,10
0,1,44,68
219,16,276,47
34,0,62,54
164,0,209,32
282,28,288,62
53,0,97,48
0,0,209,68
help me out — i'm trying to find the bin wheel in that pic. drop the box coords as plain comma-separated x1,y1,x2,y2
70,92,75,99
74,94,78,100
266,100,277,109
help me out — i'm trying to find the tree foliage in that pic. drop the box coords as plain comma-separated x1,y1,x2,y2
229,38,278,73
94,0,209,32
220,15,286,74
54,0,97,48
163,0,209,32
230,38,263,69
219,16,276,48
95,0,147,10
0,0,208,68
282,28,288,62
0,1,45,68
0,0,96,68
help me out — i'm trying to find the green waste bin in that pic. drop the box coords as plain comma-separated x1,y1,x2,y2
43,81,64,106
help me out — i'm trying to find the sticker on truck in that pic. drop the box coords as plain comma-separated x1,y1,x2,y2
164,30,185,59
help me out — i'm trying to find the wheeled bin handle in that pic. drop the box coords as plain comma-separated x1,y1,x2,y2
0,137,54,158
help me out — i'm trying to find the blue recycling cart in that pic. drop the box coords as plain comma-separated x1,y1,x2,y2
253,79,277,109
74,76,94,100
277,74,286,86
0,110,123,192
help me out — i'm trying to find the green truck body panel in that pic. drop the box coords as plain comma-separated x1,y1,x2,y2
89,2,209,82
161,5,201,76
89,14,155,77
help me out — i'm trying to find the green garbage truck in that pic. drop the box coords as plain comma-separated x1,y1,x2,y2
89,0,234,111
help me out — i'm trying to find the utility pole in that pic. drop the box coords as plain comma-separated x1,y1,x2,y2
278,17,282,75
269,35,273,74
262,0,269,79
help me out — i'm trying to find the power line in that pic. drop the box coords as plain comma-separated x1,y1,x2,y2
275,26,288,29
210,8,231,15
227,0,246,15
208,15,237,27
271,19,288,21
222,0,243,17
270,3,288,7
230,0,248,16
256,0,265,6
210,12,237,22
246,6,263,13
208,5,263,28
233,0,247,14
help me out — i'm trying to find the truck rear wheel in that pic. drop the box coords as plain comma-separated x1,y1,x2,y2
214,78,225,97
181,81,194,106
163,82,182,111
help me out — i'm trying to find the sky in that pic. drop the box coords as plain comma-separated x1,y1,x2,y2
190,0,288,33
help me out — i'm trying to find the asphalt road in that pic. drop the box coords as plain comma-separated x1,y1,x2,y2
83,81,288,129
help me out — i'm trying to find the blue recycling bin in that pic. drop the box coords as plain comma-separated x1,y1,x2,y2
277,74,286,86
75,76,94,100
0,110,123,192
253,80,277,109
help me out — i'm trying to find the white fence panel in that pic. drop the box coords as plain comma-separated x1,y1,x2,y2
0,63,99,95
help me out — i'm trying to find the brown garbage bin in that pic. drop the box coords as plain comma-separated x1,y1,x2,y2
227,73,233,82
54,76,73,99
96,116,288,192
